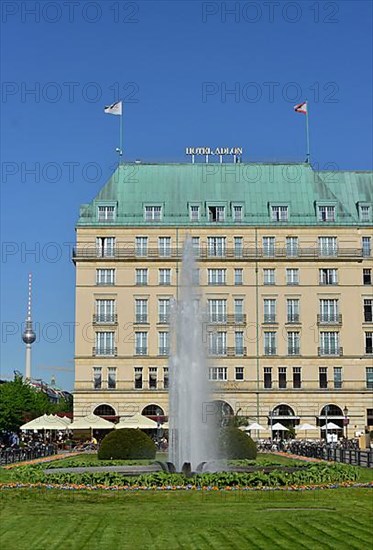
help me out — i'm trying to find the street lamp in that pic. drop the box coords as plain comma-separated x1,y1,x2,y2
343,405,349,441
268,409,273,441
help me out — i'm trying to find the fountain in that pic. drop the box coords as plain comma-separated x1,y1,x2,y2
168,239,216,472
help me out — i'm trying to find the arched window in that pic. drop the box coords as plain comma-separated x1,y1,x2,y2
142,404,164,417
93,404,116,417
320,404,343,417
272,404,296,417
210,400,234,427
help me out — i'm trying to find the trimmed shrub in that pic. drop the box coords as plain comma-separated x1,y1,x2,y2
218,427,257,460
97,428,156,460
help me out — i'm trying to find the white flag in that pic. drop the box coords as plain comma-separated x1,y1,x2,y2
104,101,122,116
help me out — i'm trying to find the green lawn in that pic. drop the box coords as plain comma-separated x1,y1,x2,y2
0,488,372,549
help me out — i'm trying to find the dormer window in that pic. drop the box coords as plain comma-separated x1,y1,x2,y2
144,205,162,222
359,204,372,222
98,206,115,222
318,205,335,222
190,205,200,222
271,205,288,222
208,206,225,222
233,205,243,222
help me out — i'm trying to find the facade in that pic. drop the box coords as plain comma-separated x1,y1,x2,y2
73,162,373,437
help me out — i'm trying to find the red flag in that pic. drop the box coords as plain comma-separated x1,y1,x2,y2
294,102,307,114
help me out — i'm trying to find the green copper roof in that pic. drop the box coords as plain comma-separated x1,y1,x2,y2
77,163,373,227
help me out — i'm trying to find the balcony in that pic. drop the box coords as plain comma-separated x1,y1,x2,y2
287,346,300,356
207,314,247,325
134,314,148,325
72,246,368,263
158,314,170,324
318,347,343,357
263,314,277,324
264,347,277,356
286,314,300,324
208,347,227,357
93,314,118,325
232,347,246,357
135,348,148,356
92,347,117,357
158,347,170,356
317,314,342,325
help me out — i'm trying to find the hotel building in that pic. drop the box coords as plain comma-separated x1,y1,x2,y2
73,162,373,437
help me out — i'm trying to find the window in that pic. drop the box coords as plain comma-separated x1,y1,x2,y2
136,268,148,286
208,299,227,323
320,299,339,323
264,331,277,355
368,408,373,425
192,268,200,285
135,332,148,355
135,299,148,324
233,205,243,222
359,205,371,222
319,332,340,355
362,236,371,257
235,331,244,355
98,205,115,222
235,367,244,381
286,237,299,257
319,268,338,285
192,236,200,256
158,299,170,324
263,268,275,285
136,237,148,257
96,268,115,286
96,237,115,258
319,367,328,389
149,367,157,389
286,268,299,285
278,367,287,389
209,367,227,381
318,205,336,222
333,367,342,389
264,367,272,389
108,367,116,389
190,205,200,221
319,237,337,256
366,368,373,389
263,236,275,257
96,299,116,323
207,269,226,285
288,332,300,355
365,332,373,354
208,237,226,257
208,331,227,355
234,237,243,257
145,205,162,222
287,299,300,323
208,206,225,222
159,269,171,285
134,367,143,389
158,237,171,257
234,268,243,285
234,299,244,323
264,299,276,323
158,332,169,356
363,269,372,285
93,367,102,389
271,206,288,222
163,367,169,389
95,332,115,356
364,299,372,322
293,367,301,389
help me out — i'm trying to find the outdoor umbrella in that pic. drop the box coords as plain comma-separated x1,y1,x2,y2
296,423,317,438
115,413,157,430
321,422,341,430
246,422,265,431
20,414,71,431
271,422,289,431
70,414,114,431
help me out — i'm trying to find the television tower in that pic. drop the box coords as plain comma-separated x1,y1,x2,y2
22,273,36,379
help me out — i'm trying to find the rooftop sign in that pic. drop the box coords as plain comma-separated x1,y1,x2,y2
186,147,243,156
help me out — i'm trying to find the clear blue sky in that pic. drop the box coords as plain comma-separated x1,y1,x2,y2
1,1,372,390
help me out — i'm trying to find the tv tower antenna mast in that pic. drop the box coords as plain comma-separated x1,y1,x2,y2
22,273,36,380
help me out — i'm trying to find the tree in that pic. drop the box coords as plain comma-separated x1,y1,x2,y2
0,375,52,432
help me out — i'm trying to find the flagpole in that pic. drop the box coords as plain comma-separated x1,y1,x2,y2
119,110,123,161
305,100,310,163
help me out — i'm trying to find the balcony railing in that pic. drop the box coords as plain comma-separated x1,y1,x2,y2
263,314,277,324
317,314,342,325
158,314,170,324
287,314,300,324
93,314,118,325
288,346,301,356
264,347,277,356
135,314,148,324
92,347,117,357
135,348,148,356
318,347,343,356
207,314,247,325
73,246,369,262
208,347,227,357
158,347,170,356
208,347,247,357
